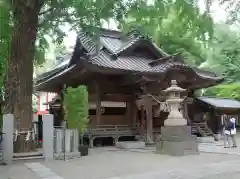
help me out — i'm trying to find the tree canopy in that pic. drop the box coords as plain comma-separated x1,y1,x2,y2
201,24,240,82
120,0,214,66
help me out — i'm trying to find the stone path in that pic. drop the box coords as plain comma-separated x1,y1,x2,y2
105,160,240,179
23,159,240,179
0,163,39,179
42,148,240,179
2,139,240,179
199,143,240,155
4,155,240,179
97,143,240,155
25,162,63,179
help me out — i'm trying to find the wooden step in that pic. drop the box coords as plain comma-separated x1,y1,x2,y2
190,122,218,140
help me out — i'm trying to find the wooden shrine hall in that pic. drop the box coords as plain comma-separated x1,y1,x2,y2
34,28,224,146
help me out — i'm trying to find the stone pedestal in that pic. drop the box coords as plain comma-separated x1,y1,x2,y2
156,126,199,156
156,80,199,156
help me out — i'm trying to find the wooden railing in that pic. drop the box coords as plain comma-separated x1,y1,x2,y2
87,124,162,143
88,124,141,138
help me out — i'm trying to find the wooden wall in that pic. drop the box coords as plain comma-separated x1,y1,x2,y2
88,93,135,126
90,115,129,125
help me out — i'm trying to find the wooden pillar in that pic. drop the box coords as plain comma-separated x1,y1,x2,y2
95,83,101,125
130,96,137,126
140,105,144,127
144,97,153,144
182,101,188,121
182,98,194,125
126,101,131,125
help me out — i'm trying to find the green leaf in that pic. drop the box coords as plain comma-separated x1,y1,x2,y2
64,85,89,132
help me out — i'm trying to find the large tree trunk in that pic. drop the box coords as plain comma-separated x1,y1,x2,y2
4,0,43,152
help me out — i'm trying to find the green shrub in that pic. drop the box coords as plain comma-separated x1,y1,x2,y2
64,85,89,132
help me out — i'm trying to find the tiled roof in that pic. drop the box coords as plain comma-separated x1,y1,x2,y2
35,28,223,89
197,97,240,109
89,51,188,73
76,28,164,58
100,36,123,53
72,29,221,79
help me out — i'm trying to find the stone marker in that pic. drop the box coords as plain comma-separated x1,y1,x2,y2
2,114,14,164
42,114,54,160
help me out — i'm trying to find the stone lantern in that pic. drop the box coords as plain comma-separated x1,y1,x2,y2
163,80,187,126
156,80,199,156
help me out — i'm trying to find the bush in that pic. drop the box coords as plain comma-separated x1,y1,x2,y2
64,85,89,132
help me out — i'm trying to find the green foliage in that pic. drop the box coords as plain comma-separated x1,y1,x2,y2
203,83,240,100
199,23,240,99
201,24,240,83
64,86,89,132
0,1,11,89
0,1,11,121
37,0,140,46
120,0,214,66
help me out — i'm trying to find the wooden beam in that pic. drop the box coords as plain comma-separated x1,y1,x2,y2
89,94,132,102
148,55,173,67
119,75,159,87
95,82,101,125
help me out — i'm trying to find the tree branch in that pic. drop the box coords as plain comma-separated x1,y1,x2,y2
39,7,54,15
38,11,77,27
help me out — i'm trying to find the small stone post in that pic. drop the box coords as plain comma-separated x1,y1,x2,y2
64,129,71,153
72,129,79,153
2,114,14,165
55,129,63,153
42,114,54,160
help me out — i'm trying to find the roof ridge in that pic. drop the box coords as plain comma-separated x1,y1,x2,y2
113,37,140,55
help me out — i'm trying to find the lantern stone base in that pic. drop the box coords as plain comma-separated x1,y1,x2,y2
156,126,199,156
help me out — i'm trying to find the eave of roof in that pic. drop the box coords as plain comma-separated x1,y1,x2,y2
197,96,240,110
34,54,72,83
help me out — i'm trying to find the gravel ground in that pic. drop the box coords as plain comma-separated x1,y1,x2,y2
42,148,240,179
2,135,240,179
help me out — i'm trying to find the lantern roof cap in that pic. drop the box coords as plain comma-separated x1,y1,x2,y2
163,80,185,93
